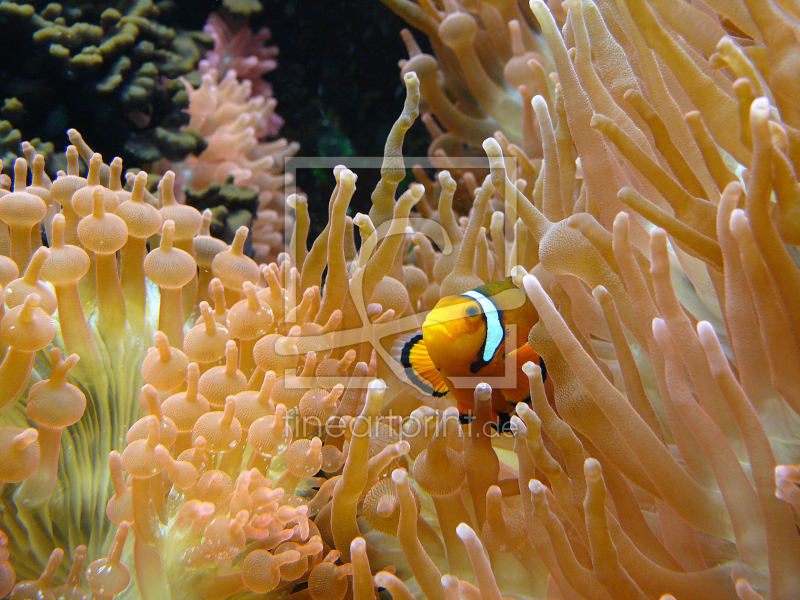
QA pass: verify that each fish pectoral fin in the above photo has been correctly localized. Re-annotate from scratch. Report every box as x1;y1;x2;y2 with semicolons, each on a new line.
396;334;449;397
502;343;541;405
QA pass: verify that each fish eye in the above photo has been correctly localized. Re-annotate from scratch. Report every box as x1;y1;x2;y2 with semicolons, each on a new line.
466;305;479;317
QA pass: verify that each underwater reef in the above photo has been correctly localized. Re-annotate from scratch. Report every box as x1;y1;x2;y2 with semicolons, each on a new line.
0;0;799;599
0;0;215;167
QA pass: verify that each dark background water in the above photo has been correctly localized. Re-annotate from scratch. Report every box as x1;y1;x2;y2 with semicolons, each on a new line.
257;0;433;236
1;0;433;240
177;0;434;238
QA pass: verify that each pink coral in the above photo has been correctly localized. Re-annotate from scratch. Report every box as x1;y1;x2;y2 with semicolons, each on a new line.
180;69;294;193
152;12;301;264
169;67;298;263
199;13;281;133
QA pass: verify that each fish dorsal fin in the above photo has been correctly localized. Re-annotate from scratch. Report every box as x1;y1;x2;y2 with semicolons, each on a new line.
479;280;526;312
398;334;449;397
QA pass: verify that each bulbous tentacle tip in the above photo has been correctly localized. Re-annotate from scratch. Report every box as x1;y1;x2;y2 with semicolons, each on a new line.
522;274;555;311
528;479;546;496
474;382;492;402
750;96;771;119
403;70;420;87
456;522;477;542
350;536;367;553
583;457;602;480
391;468;409;486
509;414;526;436
368;379;387;396
482;137;502;156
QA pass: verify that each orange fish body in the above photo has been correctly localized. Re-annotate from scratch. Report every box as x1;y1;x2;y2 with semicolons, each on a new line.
400;278;553;419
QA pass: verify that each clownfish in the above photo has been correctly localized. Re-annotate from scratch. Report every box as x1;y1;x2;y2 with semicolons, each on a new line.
396;277;553;424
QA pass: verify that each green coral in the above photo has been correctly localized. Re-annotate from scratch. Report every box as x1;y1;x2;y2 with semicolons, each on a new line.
0;0;213;169
0;119;53;171
184;180;259;245
222;0;263;17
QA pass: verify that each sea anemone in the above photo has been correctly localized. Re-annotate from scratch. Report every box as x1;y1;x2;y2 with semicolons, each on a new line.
1;0;800;598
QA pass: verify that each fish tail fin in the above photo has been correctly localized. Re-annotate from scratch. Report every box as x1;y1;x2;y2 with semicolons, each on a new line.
391;334;450;397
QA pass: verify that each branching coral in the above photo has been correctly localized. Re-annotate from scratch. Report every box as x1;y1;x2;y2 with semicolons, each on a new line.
199;13;281;127
2;0;800;598
166;46;299;263
0;0;211;165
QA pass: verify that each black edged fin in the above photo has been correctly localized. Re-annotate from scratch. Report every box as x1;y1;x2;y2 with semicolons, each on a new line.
486;412;514;434
458;413;475;425
396;334;449;397
497;411;514;433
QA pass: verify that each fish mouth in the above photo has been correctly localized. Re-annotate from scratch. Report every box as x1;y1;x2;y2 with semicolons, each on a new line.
422;321;456;341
